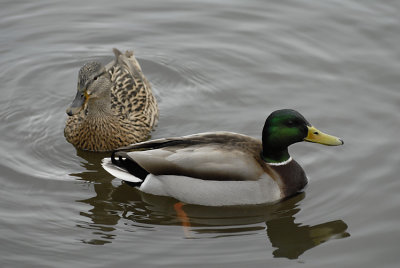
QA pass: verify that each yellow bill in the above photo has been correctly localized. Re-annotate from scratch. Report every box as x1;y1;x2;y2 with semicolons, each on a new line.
305;126;344;146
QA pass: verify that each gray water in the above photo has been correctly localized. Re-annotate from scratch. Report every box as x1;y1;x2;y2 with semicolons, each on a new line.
1;0;399;267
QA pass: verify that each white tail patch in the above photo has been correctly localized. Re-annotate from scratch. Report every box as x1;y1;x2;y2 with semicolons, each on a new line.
101;158;143;183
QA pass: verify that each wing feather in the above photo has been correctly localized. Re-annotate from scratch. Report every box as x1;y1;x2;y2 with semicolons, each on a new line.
114;132;264;181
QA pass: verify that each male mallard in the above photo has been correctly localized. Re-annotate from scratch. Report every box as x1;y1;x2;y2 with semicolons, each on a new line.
102;109;343;206
64;48;158;151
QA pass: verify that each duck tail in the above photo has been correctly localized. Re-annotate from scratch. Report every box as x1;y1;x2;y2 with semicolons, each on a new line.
112;48;143;73
109;151;149;186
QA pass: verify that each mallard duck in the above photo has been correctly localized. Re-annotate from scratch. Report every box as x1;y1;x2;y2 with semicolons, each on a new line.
64;48;158;152
102;109;343;206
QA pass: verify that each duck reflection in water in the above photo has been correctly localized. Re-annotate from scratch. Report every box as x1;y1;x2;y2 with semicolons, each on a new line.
70;149;122;245
141;192;349;260
70;150;349;259
262;194;350;259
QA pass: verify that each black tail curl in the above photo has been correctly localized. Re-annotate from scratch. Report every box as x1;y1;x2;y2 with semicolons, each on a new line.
111;150;149;187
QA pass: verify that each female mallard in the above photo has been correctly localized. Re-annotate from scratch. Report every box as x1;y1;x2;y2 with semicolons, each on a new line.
102;109;343;206
64;48;158;151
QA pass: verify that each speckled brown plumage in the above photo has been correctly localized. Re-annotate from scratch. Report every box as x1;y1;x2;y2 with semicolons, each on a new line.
64;49;158;152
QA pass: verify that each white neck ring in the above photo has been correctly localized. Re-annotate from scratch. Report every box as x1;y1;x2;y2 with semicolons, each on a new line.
266;157;293;166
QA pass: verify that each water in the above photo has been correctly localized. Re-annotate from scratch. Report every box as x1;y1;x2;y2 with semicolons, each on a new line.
1;0;399;267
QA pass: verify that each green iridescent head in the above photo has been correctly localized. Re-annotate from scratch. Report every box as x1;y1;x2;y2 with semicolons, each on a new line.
262;109;343;163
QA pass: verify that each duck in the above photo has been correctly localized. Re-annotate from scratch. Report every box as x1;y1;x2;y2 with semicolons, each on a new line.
64;48;158;152
102;109;343;206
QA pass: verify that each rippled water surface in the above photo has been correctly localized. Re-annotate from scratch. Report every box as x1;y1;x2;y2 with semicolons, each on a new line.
1;0;400;267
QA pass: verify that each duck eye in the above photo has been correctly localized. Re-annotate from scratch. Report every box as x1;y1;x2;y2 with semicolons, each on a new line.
287;120;294;126
93;76;98;81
